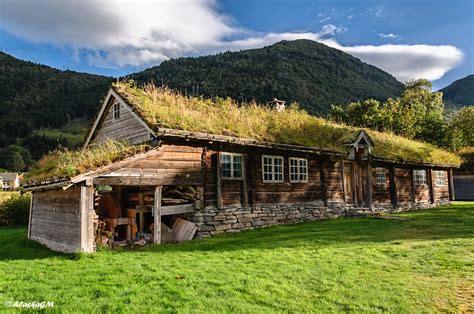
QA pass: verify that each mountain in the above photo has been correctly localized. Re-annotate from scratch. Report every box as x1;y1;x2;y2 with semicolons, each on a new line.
0;52;112;163
131;39;404;114
440;74;474;108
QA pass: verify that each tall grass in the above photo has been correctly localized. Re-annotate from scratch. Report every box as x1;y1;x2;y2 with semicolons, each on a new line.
114;81;461;165
26;141;150;182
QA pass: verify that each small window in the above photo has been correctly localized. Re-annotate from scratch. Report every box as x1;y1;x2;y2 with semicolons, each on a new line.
113;103;120;120
375;167;386;185
289;158;308;183
262;155;284;183
414;170;427;185
220;153;243;179
435;171;445;186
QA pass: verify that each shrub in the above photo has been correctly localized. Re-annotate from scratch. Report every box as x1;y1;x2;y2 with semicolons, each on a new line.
0;193;31;226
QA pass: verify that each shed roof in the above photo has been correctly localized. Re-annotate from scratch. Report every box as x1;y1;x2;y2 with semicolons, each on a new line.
0;173;18;181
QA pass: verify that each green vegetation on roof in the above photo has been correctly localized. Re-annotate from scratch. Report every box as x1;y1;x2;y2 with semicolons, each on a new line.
26;140;150;182
114;81;462;166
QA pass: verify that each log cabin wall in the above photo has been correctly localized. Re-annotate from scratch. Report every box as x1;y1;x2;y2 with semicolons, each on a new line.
432;170;450;203
371;166;391;208
92;98;150;145
325;160;345;206
395;168;413;205
202;148;323;208
29;186;83;253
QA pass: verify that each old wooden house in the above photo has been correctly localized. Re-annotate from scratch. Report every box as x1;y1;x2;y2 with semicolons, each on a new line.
24;83;460;253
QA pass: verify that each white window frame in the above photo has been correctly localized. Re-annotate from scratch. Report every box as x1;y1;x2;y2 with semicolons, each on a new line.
262;155;284;183
413;169;427;185
220;153;243;180
435;171;445;186
375;167;386;185
113;103;121;120
289;157;308;183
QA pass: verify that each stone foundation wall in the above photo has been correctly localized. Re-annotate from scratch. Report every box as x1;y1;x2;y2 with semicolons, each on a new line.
191;200;450;239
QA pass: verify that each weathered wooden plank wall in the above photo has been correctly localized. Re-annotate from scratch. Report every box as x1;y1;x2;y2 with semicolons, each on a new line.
433;170;450;201
372;167;391;206
93;98;150;145
325;160;344;204
395;168;413;203
29;186;82;253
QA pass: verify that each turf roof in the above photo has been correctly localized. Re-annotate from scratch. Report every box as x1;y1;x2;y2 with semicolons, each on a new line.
112;81;461;166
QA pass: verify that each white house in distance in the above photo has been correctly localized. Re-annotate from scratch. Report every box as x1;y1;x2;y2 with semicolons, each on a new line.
0;173;21;190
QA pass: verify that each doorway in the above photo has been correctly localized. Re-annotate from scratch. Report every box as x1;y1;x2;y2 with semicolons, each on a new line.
344;161;368;207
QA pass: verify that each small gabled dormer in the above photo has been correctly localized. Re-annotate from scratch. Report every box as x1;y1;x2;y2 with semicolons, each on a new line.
345;130;374;161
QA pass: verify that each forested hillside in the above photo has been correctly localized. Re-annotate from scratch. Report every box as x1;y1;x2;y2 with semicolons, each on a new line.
0;52;112;169
131;40;404;114
441;74;474;107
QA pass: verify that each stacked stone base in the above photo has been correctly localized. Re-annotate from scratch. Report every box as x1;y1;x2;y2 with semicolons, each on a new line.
191;199;451;239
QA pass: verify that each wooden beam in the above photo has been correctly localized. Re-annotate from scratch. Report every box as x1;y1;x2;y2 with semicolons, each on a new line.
216;152;223;208
389;166;398;209
410;169;416;203
366;162;373;210
153;186;162;244
80;185;95;252
448;168;455;201
341;160;347;206
161;203;194;216
427;168;435;204
241;155;248;207
93;175;202;186
320;159;327;206
27;192;34;239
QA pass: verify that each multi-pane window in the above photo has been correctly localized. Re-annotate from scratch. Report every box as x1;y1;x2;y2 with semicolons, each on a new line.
375;167;386;185
289;158;308;183
414;170;427;185
113;103;120;120
435;171;445;186
262;155;284;183
220;153;243;179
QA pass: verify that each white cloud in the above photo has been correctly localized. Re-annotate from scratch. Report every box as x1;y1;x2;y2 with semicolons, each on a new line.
319;16;331;23
379;33;399;39
0;0;464;81
319;24;347;36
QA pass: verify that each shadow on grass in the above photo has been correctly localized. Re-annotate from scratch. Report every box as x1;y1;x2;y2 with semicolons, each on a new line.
1;202;473;260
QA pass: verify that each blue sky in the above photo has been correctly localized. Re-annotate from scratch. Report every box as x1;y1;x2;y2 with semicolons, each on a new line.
0;0;472;90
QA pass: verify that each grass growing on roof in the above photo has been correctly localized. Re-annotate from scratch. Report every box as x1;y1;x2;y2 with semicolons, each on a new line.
26;140;150;182
113;81;461;165
0;202;473;312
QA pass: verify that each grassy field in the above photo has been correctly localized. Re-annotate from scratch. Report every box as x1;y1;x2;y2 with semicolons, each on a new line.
0;202;473;312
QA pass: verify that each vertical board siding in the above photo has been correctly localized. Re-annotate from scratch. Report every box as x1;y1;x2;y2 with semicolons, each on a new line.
92;99;150;145
29;186;82;253
326;161;344;204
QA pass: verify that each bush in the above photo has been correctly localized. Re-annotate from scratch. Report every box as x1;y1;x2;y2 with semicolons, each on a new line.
0;193;31;226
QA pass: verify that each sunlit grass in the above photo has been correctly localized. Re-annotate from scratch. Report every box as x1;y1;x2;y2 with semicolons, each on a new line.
0;202;472;312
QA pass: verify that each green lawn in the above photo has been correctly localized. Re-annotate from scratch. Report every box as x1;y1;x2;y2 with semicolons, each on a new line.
0;202;473;312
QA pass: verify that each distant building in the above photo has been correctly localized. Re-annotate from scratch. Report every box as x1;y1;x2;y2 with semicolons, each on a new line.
0;173;20;190
266;98;286;112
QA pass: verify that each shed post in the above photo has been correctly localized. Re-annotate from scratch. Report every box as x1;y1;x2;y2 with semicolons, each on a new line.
389;166;398;209
448;168;455;201
27;192;33;239
80;183;95;252
216;152;223;208
154;186;162;244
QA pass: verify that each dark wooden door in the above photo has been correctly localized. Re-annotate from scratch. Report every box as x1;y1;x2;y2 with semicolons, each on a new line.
344;161;368;207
